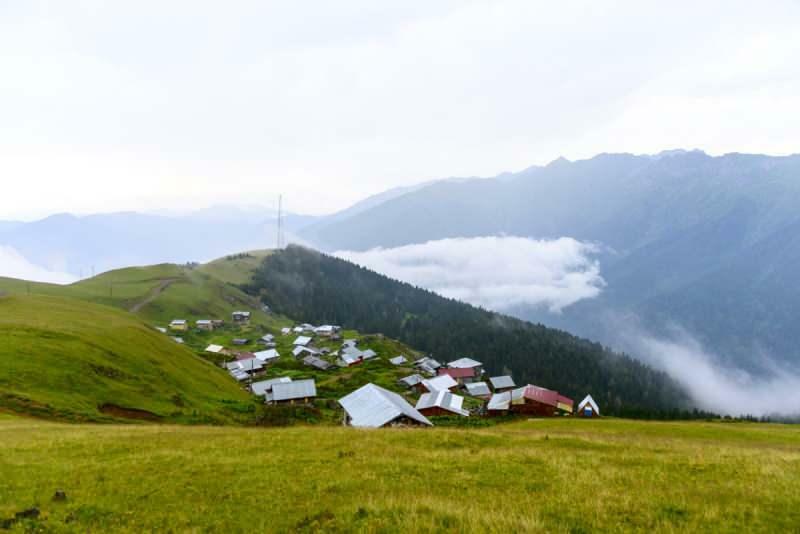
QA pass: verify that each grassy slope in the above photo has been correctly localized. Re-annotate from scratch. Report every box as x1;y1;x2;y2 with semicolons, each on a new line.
0;295;253;423
1;416;798;532
196;249;273;286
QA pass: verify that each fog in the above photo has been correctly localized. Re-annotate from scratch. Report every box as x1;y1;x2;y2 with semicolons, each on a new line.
336;236;604;313
0;246;76;285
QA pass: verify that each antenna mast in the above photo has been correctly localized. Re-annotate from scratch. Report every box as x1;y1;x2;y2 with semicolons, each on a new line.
276;194;283;249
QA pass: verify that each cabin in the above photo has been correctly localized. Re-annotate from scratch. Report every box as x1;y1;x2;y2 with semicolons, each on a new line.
421;374;458;393
487;384;573;417
169;319;188;331
314;325;338;337
303;355;333;371
389;355;408;366
293;345;320;359
416;390;469;417
338;383;432;428
447;357;484;376
489;375;516;392
464;381;492;398
259;334;275;344
254;349;280;364
226;358;264;380
267;379;317;405
293;335;312;347
414;357;443;376
399;374;424;390
250;377;292;397
196;319;214;331
232;311;251;323
437;366;476;385
577;394;601;417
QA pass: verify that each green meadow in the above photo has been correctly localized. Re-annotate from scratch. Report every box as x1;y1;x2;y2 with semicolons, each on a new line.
1;416;798;532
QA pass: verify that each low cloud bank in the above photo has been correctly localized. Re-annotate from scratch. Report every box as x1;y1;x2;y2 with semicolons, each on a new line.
621;324;800;417
0;246;76;284
335;236;605;313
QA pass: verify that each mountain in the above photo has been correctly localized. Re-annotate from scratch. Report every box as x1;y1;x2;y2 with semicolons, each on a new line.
0;294;252;423
298;151;800;372
243;245;692;416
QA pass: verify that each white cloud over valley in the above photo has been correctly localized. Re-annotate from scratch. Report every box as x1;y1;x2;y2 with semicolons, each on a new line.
0;246;76;285
336;236;605;313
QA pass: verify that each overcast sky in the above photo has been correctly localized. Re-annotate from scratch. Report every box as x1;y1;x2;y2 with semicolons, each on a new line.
2;1;799;220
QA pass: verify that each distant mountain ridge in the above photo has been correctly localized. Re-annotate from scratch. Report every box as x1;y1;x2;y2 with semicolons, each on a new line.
298;150;800;372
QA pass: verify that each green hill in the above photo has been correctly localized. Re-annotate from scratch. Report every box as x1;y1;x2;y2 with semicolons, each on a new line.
196;250;273;286
0;294;253;423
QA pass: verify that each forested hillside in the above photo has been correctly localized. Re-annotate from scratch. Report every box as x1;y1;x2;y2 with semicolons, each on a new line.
246;246;692;416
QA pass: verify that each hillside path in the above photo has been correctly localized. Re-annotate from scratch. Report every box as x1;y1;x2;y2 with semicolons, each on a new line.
128;278;179;313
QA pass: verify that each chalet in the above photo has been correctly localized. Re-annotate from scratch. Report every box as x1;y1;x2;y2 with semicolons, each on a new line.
232;338;249;346
293;335;313;347
464;381;492;398
169;319;188;331
489;375;516;392
399;374;424;390
438;367;477;385
339;383;432;428
250;377;292;397
205;344;225;354
267;379;317;405
487;384;573;417
416;390;469;417
303;355;333;371
447;357;484;376
389;355;408;366
196;319;214;331
254;349;280;364
421;374;458;393
232;311;251;323
577;394;600;417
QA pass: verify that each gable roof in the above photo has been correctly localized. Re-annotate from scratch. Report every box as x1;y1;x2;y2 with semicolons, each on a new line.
250;377;292;396
465;381;491;397
438;367;476;379
399;374;423;387
302;355;332;370
416;390;469;417
254;349;280;362
489;375;516;390
226;358;264;373
389;356;408;365
578;394;599;414
271;379;316;401
422;374;458;392
338;383;432;428
293;335;312;346
447;357;482;369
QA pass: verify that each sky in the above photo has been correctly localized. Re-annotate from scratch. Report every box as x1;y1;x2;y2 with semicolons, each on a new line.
2;0;800;220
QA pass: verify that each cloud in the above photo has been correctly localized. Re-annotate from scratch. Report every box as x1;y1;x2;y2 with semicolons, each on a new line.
335;236;604;313
621;323;800;417
0;246;76;284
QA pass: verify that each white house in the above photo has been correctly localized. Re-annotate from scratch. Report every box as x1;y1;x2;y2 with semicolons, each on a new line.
338;383;432;428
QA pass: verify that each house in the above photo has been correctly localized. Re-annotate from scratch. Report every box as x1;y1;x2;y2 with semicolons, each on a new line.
314;325;337;336
250;377;292;397
399;374;424;390
205;344;225;354
487;384;574;416
196;319;214;331
259;334;275;344
169;319;188;331
232;311;251;323
489;375;516;392
414;357;443;376
361;349;377;360
234;351;256;361
464;381;492;398
577;394;600;417
226;358;264;378
292;326;304;334
267;379;317;404
447;357;484;376
293;335;312;347
416;390;469;417
300;323;315;333
280;327;291;335
342;339;358;348
421;374;458;393
293;345;320;359
437;367;477;385
389;355;408;366
303;355;333;371
338;383;432;428
232;338;249;346
254;349;280;364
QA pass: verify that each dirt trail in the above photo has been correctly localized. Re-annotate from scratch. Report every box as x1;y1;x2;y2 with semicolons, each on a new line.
128;278;178;313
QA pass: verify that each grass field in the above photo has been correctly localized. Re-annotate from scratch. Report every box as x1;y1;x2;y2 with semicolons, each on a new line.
1;416;798;532
0;295;254;423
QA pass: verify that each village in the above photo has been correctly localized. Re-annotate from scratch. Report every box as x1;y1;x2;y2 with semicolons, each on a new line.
162;309;601;428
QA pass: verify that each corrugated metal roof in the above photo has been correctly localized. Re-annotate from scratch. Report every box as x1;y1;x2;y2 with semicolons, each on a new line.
399;374;423;387
226;359;264;373
250;377;292;396
447;357;482;369
389;356;408;365
578;394;600;415
271;379;317;401
302;355;332;370
338;383;432;428
254;349;280;362
489;376;516;389
487;391;511;411
293;335;312;346
465;381;491;397
416;390;469;417
422;374;458;392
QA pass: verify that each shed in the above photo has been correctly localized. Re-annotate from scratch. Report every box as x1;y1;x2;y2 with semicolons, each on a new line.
577;394;600;417
338;383;432;428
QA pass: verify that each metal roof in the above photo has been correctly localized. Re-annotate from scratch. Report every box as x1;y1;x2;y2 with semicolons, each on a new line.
389;356;408;365
578;394;600;415
361;349;377;360
250;377;292;396
226;358;264;373
302;355;332;370
205;344;224;353
487;391;511;411
293;335;312;346
439;367;476;379
416;390;469;417
254;349;280;362
338;383;432;428
271;379;317;401
399;374;423;387
447;357;482;369
465;381;491;397
260;334;274;342
489;376;516;390
422;374;458;392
